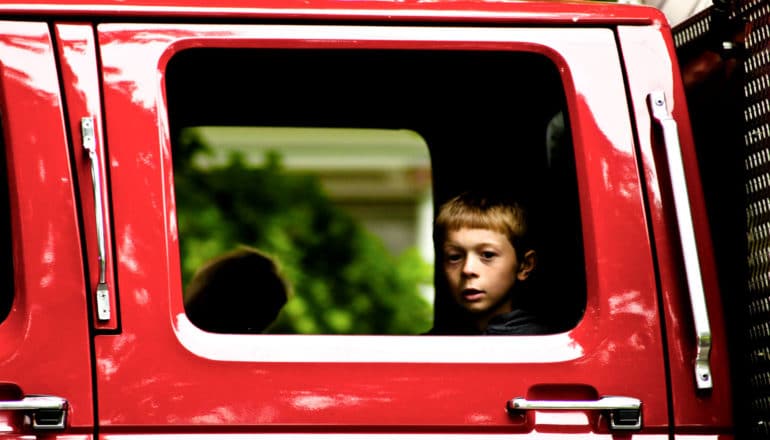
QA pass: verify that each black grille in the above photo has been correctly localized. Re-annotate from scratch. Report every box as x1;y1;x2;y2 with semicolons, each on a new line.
742;1;770;437
674;1;770;437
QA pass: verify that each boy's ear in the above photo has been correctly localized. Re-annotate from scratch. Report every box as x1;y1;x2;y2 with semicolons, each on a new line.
517;250;537;281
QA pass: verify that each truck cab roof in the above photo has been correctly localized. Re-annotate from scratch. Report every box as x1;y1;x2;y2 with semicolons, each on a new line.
0;0;665;25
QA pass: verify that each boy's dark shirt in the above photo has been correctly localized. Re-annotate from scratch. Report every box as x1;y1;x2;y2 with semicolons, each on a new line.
426;308;554;335
483;308;553;335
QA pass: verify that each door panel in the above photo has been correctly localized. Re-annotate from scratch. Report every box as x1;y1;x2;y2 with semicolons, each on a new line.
0;21;93;438
97;23;667;436
617;24;732;432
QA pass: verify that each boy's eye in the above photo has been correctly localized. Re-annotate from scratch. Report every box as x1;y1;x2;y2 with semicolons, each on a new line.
444;252;463;263
481;251;497;260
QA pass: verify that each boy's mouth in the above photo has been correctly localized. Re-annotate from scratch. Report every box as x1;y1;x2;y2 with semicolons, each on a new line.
461;289;485;301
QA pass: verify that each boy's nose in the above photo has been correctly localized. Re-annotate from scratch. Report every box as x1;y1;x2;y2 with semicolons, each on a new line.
462;257;478;275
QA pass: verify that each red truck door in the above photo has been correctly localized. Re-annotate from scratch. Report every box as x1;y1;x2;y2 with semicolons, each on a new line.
93;12;674;439
0;21;95;438
616;21;734;436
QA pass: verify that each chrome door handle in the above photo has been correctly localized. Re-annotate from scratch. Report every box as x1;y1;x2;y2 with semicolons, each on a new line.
82;116;111;321
648;91;713;391
507;396;641;430
0;395;68;429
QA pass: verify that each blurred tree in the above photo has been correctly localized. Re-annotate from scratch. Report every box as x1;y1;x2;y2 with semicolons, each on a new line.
174;132;433;334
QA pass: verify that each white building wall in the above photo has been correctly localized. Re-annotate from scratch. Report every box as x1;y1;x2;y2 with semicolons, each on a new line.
623;0;713;26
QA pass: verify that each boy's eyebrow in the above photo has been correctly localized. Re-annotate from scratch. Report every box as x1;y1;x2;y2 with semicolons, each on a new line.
477;243;506;249
444;241;506;249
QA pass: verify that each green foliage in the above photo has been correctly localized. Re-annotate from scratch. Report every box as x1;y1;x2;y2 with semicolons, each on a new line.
174;134;433;334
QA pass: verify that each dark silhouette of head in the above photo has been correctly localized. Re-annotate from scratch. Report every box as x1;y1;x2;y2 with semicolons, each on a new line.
185;247;289;333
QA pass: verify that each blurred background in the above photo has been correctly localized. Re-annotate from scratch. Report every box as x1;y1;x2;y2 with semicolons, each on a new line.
175;127;435;335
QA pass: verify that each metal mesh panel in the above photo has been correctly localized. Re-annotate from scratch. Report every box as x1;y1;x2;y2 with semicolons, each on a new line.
742;0;770;436
674;8;713;49
674;1;770;437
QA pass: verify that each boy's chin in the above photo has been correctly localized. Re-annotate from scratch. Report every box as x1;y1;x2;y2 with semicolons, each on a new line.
459;301;492;314
460;300;513;318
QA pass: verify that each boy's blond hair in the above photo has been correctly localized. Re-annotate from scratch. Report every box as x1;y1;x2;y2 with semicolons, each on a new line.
434;191;531;258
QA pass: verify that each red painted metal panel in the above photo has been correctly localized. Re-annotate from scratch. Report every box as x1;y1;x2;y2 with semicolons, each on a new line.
617;24;733;434
0;21;94;435
96;19;670;436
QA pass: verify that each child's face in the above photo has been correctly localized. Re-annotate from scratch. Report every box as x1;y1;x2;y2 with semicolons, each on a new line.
442;227;531;320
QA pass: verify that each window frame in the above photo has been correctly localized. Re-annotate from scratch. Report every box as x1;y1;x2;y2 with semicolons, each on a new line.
109;24;657;361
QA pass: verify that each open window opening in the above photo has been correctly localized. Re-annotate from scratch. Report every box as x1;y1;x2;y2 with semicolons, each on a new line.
165;47;585;335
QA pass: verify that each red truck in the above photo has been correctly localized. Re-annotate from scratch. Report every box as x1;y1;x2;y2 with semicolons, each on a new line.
0;0;761;438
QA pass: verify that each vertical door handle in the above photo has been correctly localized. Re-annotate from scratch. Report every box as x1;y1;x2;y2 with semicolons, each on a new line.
648;91;713;391
81;116;111;321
